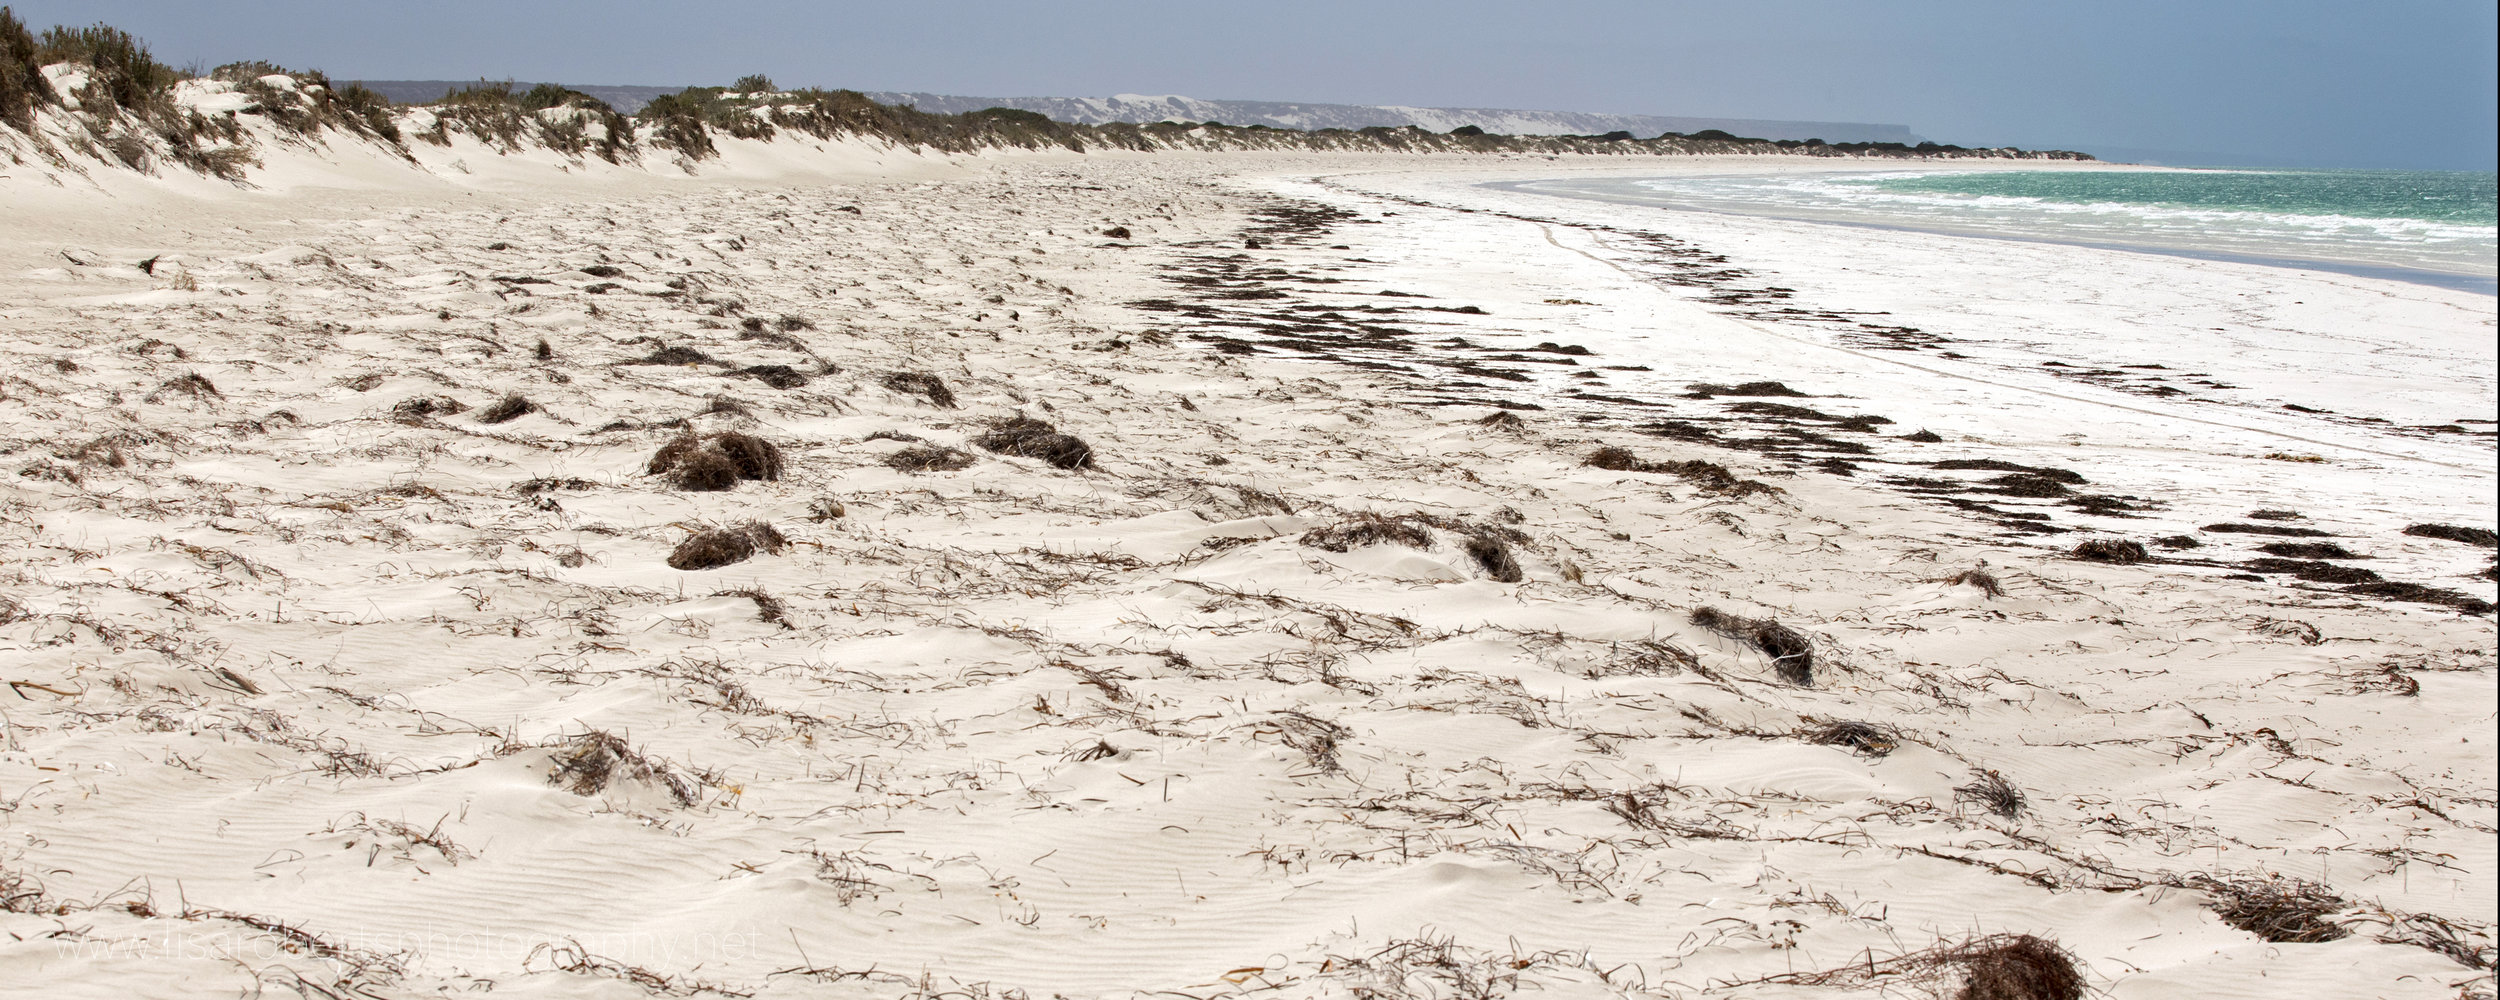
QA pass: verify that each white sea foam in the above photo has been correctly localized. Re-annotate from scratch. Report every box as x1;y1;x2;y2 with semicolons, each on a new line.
1565;171;2500;282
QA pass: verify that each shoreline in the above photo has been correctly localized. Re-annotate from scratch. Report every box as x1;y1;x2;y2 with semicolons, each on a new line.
1;148;2492;997
1481;176;2500;296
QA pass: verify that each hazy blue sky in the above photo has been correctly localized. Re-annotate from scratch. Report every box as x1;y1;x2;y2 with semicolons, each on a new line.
13;1;2496;169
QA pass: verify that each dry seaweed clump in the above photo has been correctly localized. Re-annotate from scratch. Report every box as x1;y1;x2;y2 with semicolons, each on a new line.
648;431;784;490
2405;523;2499;548
2071;538;2148;564
1464;533;1524;583
885;445;975;473
666;521;787;570
1955;768;2026;818
547;731;699;807
389;396;467;423
881;371;957;408
1584;446;1780;498
1302;513;1435;552
972;415;1095;469
1945;567;2006;597
1949;935;2086;1000
1585;445;1652;471
475;393;540;424
1803;720;1902;757
1689;607;1813;684
2189;875;2350;943
1770;933;2083;1000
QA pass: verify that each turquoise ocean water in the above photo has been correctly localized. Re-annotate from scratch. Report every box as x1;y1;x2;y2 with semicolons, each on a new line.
1507;168;2499;293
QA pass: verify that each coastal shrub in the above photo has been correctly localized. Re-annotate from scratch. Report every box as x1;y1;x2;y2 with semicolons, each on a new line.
37;21;176;113
1476;410;1525;430
1688;607;1813;685
0;7;52;132
427;80;533;149
731;74;775;94
971;415;1095;469
636;90;718;158
666;520;786;570
881;371;957;408
1903;428;1944;442
2070;538;2147;564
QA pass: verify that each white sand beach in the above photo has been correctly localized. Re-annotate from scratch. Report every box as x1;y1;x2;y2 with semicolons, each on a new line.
2;121;2494;1000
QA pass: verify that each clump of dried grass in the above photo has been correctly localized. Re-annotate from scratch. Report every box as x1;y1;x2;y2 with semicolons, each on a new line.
882;371;956;407
2188;874;2350;943
547;731;699;806
475;393;539;424
1689;606;1813;684
1945;567;2005;597
884;445;974;473
1955;768;2025;818
1301;513;1435;553
971;415;1094;469
2070;538;2147;564
1803;720;1902;757
716;587;791;628
1952;935;2087;1000
647;431;784;490
148;372;220;402
1763;933;2084;1000
1476;410;1525;430
1464;533;1524;582
666;521;787;570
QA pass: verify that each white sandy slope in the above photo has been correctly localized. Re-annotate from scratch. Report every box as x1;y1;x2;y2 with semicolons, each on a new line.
0;139;2492;1000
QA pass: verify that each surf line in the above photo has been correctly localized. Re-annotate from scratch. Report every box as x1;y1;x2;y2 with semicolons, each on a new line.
1536;225;2485;474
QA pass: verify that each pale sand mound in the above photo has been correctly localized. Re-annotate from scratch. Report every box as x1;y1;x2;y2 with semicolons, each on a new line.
0;153;2489;999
